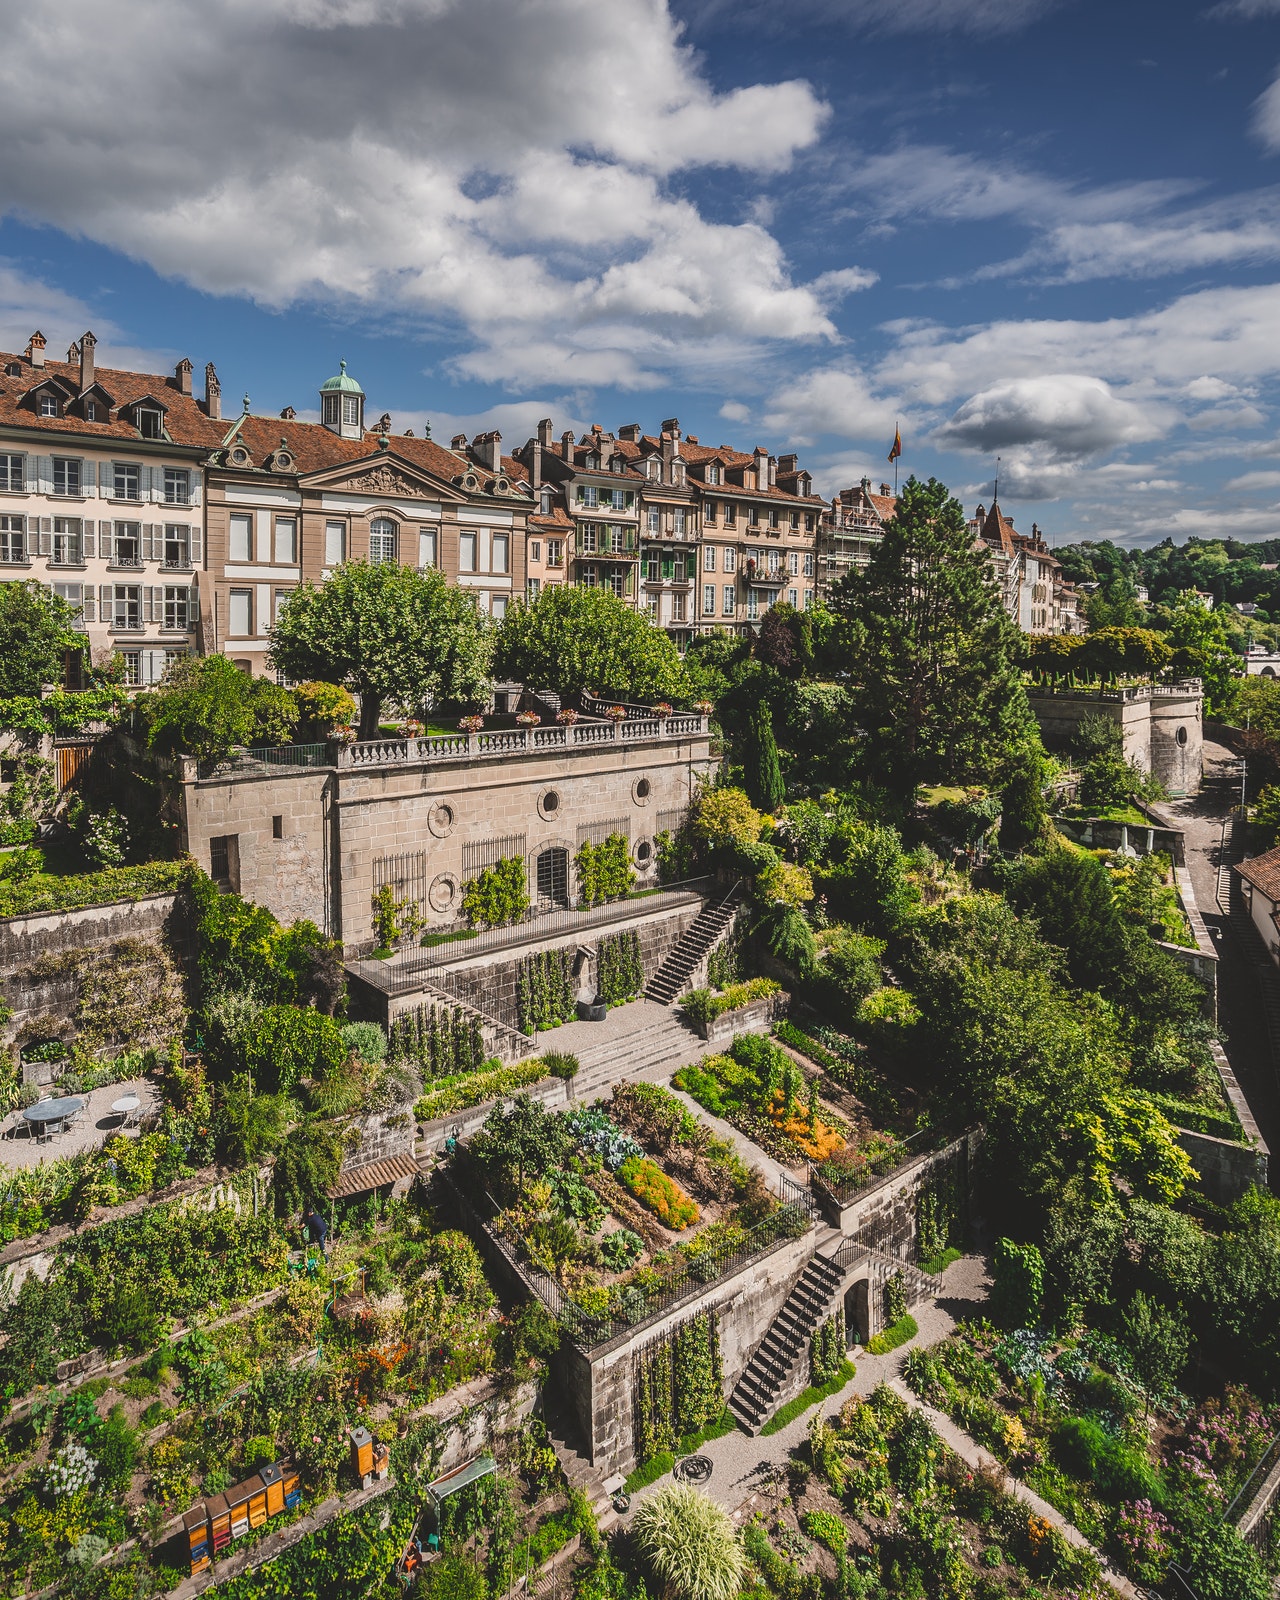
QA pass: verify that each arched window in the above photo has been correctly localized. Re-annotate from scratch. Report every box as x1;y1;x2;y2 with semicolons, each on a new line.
369;517;398;565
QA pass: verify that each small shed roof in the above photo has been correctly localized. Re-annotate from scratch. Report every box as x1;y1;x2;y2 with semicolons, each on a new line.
426;1456;496;1508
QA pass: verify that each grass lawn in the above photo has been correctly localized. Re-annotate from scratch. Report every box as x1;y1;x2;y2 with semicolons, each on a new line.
761;1361;857;1435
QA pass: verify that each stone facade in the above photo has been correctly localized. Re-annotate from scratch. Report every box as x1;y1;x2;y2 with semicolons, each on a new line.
1028;680;1203;797
177;716;715;954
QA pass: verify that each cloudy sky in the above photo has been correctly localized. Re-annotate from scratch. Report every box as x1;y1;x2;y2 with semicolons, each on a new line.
2;0;1280;545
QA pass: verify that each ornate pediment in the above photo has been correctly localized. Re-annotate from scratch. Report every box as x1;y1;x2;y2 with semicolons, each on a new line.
342;463;425;497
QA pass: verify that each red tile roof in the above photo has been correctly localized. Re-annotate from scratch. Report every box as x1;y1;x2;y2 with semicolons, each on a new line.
327;1153;420;1199
0;348;226;449
1237;848;1280;904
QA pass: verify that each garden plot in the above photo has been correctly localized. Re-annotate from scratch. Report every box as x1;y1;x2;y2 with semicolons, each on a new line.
462;1086;804;1334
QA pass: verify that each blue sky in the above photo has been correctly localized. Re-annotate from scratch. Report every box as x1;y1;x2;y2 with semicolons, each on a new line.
2;0;1280;545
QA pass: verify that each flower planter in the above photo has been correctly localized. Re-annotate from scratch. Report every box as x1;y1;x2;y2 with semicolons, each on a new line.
696;991;788;1045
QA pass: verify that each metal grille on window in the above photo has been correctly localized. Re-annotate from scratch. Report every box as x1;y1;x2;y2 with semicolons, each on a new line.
656;808;687;837
461;833;527;876
373;850;429;912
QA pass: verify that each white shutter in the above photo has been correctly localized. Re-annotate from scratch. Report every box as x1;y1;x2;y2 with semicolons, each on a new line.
82;460;95;495
38;518;52;556
99;520;112;560
188;523;202;567
139;465;151;500
37;456;53;493
143;587;155;625
99;584;112;625
140;523;153;562
81;588;95;622
82;521;94;558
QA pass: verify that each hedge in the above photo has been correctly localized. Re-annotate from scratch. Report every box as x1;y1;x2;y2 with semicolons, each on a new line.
679;977;781;1028
0;860;184;919
414;1057;547;1121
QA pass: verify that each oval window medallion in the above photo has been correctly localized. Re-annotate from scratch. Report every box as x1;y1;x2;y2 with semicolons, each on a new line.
428;873;459;912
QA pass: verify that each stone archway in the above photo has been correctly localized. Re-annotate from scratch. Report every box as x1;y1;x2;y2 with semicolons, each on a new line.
845;1279;870;1346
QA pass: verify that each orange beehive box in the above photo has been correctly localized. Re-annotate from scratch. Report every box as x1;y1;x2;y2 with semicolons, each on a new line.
350;1426;374;1479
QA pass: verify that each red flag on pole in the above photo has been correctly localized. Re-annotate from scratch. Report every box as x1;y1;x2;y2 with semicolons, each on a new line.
888;425;902;462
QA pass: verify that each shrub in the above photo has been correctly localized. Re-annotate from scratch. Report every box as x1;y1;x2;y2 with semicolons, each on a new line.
1053;1415;1162;1502
242;1005;347;1095
756;860;813;907
462;856;529;928
415;1058;545;1121
679;977;781;1026
341;1020;387;1063
617;1157;700;1229
543;1051;580;1080
690;787;762;851
632;1483;745;1600
599;1228;644;1271
991;1237;1044;1329
867;1314;918;1355
0;860;184;919
577;832;634;906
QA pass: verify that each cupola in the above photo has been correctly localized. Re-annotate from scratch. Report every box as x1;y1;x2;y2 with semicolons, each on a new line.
319;359;365;439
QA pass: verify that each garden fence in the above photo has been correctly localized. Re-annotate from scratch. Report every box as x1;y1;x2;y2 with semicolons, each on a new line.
1225;1427;1280;1555
808;1125;956;1210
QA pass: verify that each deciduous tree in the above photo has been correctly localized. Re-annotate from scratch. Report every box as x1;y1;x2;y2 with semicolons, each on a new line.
494;584;688;703
0;581;85;697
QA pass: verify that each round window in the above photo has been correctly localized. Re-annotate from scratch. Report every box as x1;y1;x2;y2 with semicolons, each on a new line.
428;873;458;912
543;790;559;814
1176;726;1188;747
635;839;653;865
428;801;455;838
632;774;653;806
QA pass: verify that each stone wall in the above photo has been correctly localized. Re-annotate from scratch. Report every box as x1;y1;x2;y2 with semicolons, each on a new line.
1028;684;1203;797
818;1133;978;1258
0;893;189;1046
701;991;787;1046
1176;1126;1268;1204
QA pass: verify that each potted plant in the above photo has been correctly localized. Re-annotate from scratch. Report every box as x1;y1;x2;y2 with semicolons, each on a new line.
693;700;714;716
333;724;357;745
651;702;672;719
516;710;541;727
457;714;484;734
556;708;580;726
604;705;627;723
398;717;423;738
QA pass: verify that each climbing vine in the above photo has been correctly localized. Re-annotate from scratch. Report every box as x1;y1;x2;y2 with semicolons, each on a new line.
576;832;634;907
388;1002;486;1079
461;857;529;928
597;930;644;1006
810;1309;847;1386
633;1309;723;1464
516;946;576;1035
916;1159;965;1266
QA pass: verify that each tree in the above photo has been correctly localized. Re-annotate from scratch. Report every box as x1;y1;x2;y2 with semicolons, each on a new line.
1004;848;1126;991
742;701;784;811
999;750;1048;852
144;654;298;765
632;1483;745;1600
494;584;688;704
1078;627;1171;682
689;787;762;851
833;476;1037;796
270;561;492;739
990;1238;1044;1328
1163;591;1239;716
0;581;85;696
1118;1290;1189;1411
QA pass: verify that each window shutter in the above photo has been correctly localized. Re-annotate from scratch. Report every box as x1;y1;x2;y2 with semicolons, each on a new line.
99;584;112;623
99;520;112;559
139;466;152;500
141;523;153;562
38;518;52;556
36;456;52;493
81;589;95;622
82;522;95;558
143;587;156;624
83;460;95;494
189;523;202;566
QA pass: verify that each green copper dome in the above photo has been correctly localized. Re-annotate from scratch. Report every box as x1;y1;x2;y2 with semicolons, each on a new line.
319;359;364;395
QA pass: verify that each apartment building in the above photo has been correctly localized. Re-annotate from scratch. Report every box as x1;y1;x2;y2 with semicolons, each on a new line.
817;477;897;596
0;332;222;684
970;501;1083;637
200;369;531;669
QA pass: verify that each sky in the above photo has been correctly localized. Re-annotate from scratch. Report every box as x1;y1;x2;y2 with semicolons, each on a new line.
2;0;1280;547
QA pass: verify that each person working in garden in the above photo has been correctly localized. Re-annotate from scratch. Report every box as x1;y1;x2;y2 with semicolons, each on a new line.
303;1203;329;1258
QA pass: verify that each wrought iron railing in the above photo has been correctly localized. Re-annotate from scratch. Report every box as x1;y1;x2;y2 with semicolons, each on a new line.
199;742;330;779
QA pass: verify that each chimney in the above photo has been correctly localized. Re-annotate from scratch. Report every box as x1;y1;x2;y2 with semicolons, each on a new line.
537;417;554;447
174;357;193;395
754;446;769;490
528;439;542;491
778;453;798;476
67;341;80;366
661;417;681;437
77;331;95;394
204;362;221;421
26;331;45;369
472;431;502;473
879;482;891;497
562;429;575;461
618;423;641;443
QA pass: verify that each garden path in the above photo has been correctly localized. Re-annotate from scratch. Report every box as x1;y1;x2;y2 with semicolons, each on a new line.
884;1380;1141;1600
0;1076;160;1170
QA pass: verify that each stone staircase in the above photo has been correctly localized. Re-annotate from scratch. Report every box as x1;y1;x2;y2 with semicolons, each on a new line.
728;1248;846;1434
543;1410;620;1537
644;884;742;1005
569;1004;708;1101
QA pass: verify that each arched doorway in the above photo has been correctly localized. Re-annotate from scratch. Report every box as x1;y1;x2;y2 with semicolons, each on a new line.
535;846;569;908
845;1279;870;1346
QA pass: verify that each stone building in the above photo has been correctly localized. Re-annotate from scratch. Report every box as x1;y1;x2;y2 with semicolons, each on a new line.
177;709;715;953
970;501;1083;636
0;332;223;683
1028;678;1203;797
817;477;897;595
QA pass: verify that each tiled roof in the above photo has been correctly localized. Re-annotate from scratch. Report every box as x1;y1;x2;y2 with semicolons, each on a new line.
327;1152;420;1199
868;493;897;521
0;349;226;449
1237;848;1280;904
981;500;1018;558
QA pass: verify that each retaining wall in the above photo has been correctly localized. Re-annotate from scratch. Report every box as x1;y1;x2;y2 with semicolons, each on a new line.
1176;1125;1268;1204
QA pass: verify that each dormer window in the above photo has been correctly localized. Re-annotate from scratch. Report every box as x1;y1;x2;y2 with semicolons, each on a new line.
540;488;552;515
4;363;20;378
85;401;98;422
707;464;720;485
137;408;163;440
319;360;366;439
39;393;58;418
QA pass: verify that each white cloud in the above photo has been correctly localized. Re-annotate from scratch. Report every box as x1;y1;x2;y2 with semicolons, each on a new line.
1233;470;1280;490
1253;68;1280;150
0;0;833;391
1206;0;1280;17
684;0;1065;36
719;401;751;423
933;375;1167;460
762;367;902;448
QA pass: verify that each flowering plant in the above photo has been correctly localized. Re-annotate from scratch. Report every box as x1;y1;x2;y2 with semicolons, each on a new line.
651;702;672;718
398;718;422;738
555;708;579;725
458;715;484;734
604;705;627;723
333;724;357;745
515;711;541;727
48;1442;97;1499
692;700;714;716
1113;1500;1173;1584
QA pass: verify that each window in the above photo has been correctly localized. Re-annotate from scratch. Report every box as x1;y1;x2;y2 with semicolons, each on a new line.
418;528;437;568
0;515;25;562
673;555;686;582
539;487;553;515
646;507;660;534
530;540;541;563
272;815;283;840
369;517;397;565
52;458;81;496
492;533;509;574
769;509;779;530
707;464;721;486
112;522;141;565
38;392;58;418
580;524;597;554
85;401;97;422
113;463;141;501
703;584;715;615
274;589;291;622
119;649;142;686
163;586;190;631
746;590;760;621
579;564;598;587
803;552;814;577
137;408;163;439
164;468;190;505
527;577;541;600
52;518;81;564
459;531;477;572
229;513;252;562
673;507;686;535
805;513;815;532
605;567;625;598
768;550;781;575
324;520;345;566
0;454;24;492
273;517;297;563
804;589;814;610
342;394;360;427
580;486;598;508
610;488;627;511
162;647;187;675
671;592;686;621
606;525;625;555
546;539;563;567
790;511;799;530
723;584;735;615
705;500;717;523
703;545;715;572
228;588;252;636
749;506;760;527
725;502;736;526
111;585;142;630
322;394;340;427
724;548;736;572
789;551;799;575
492;595;508;620
163;524;189;568
52;582;83;624
644;551;659;581
789;588;798;608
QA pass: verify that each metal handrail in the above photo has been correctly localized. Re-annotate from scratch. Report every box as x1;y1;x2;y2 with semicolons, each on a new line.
1224;1428;1280;1524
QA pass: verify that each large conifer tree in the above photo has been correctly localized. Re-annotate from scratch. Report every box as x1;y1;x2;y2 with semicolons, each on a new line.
742;701;784;811
833;475;1037;796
